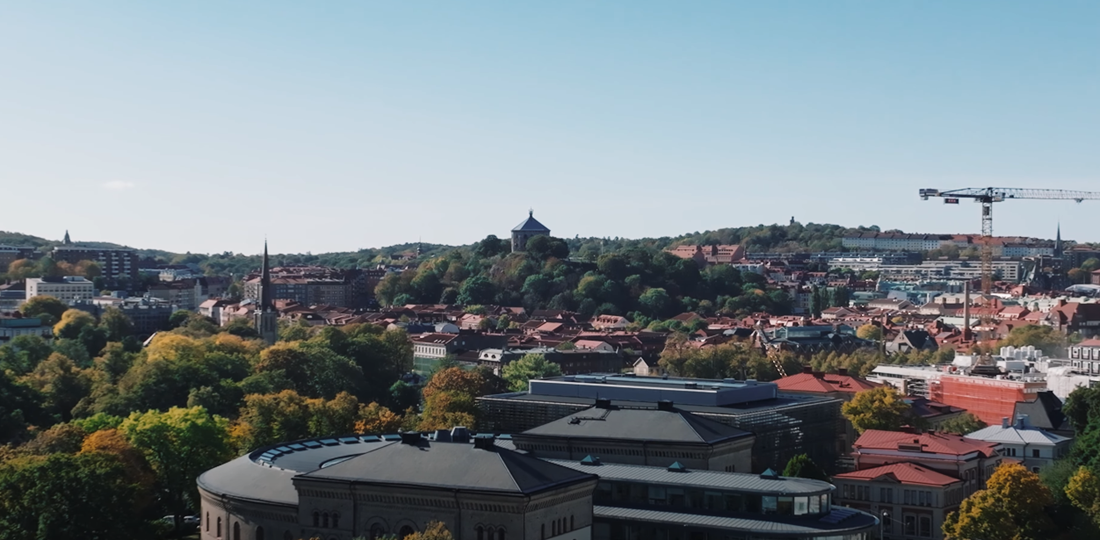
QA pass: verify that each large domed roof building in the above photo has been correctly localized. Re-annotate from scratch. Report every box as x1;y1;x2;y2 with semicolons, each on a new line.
511;211;551;253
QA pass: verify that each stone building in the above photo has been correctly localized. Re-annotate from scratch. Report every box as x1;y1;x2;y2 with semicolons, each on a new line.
511;211;550;253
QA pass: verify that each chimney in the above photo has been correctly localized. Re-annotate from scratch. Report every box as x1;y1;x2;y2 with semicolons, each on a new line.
400;432;422;445
963;281;971;341
594;398;612;409
802;366;814;374
657;400;675;411
837;368;849;377
473;435;496;450
1016;415;1029;429
1002;417;1009;428
450;426;470;443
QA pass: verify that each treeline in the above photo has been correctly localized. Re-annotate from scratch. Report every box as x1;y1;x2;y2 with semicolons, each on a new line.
374;235;799;319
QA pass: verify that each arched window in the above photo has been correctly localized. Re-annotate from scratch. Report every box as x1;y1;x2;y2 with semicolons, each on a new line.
541;524;546;540
206;512;210;532
370;524;387;540
477;526;484;540
570;516;574;531
256;527;265;540
217;517;222;538
313;512;320;527
332;514;340;528
487;527;495;540
498;529;506;540
399;525;415;538
233;522;241;540
552;521;557;536
323;513;330;528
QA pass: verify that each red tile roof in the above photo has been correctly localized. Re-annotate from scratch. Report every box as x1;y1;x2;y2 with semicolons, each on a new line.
834;462;962;487
774;370;882;394
854;430;998;457
1078;338;1100;348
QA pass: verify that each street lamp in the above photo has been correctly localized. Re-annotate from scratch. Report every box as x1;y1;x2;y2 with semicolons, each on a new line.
880;510;890;540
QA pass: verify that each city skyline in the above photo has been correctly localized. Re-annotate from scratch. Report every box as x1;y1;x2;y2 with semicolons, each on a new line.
2;2;1098;253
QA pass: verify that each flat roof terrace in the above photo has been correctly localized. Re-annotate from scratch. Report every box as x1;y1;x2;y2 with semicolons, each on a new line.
530;374;778;407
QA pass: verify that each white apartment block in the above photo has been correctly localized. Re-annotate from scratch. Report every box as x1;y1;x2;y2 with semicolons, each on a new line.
25;276;95;303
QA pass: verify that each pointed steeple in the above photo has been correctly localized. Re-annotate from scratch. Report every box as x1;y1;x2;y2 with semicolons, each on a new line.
260;240;272;311
1055;223;1063;258
63;230;71;245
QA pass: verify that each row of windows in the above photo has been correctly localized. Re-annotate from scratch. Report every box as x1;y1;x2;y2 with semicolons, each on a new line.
542;516;574;539
840;485;938;507
312;512;340;528
882;514;933;538
597;480;830;516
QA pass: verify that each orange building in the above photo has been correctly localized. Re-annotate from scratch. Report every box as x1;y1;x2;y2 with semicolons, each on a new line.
930;374;1046;426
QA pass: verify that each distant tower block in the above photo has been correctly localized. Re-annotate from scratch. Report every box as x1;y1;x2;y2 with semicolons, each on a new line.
511;210;550;252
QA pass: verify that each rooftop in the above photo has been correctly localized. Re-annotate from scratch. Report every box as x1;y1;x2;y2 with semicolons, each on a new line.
521;405;753;444
548;459;831;496
834;462;962;487
528;374;779;407
512;211;551;233
853;430;999;457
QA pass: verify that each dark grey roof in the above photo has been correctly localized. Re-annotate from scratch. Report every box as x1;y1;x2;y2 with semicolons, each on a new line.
548;459;832;495
522;406;752;444
512;212;551;233
481;391;838;417
197;455;300;506
594;505;877;537
302;439;595;494
1013;391;1067;431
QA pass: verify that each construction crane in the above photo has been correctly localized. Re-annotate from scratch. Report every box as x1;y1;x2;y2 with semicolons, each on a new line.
919;187;1100;358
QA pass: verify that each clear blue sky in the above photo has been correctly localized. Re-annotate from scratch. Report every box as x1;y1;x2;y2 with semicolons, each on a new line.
2;2;1098;254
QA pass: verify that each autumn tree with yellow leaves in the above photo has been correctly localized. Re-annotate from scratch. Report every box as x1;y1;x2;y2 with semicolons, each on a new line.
943;462;1054;540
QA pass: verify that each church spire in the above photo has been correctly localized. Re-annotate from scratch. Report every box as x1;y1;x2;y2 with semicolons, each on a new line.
260;240;272;311
1055;223;1064;258
63;230;71;245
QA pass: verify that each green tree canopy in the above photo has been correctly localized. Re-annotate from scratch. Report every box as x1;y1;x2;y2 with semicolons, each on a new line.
782;453;828;481
501;353;563;392
937;412;987;436
943;463;1054;540
841;387;914;434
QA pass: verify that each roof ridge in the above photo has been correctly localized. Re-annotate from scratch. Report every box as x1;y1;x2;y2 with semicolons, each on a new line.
674;410;706;442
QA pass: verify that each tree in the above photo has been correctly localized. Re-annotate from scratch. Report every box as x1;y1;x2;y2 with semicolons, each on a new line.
254;341;362;399
24;352;90;420
19;423;86;455
119;406;232;526
856;324;883;342
0;452;153;540
937;412;987;436
831;286;850;308
418;367;489;431
501;353;562;392
456;275;497;305
943;462;1054;540
841;387;913;434
404;521;455;540
355;402;404;434
999;325;1066;356
782;453;828;481
525;235;569;261
638;288;673;318
80;428;156;495
19;295;67;324
167;310;191;329
1066;466;1100;526
53;309;97;340
0;370;46;444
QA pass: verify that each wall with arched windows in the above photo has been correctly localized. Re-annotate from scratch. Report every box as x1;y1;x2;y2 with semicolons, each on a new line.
199;487;299;540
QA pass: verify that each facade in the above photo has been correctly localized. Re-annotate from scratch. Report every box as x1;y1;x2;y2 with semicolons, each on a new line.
198;432;877;540
833;462;964;540
514;401;755;473
0;245;37;269
850;430;1000;498
477;375;843;473
774;368;882;456
243;266;369;309
931;374;1047;426
117;297;174;336
0;314;52;344
512;211;551;253
25;276;95;303
875;260;1022;283
475;348;624;376
965;415;1072;473
51;246;138;280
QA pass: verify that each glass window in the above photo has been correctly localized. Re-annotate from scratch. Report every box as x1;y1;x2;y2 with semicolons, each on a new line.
705;491;725;511
668;488;686;506
744;494;761;513
919;516;931;537
597;482;613;501
904;515;916;536
794;497;809;515
614;483;631;501
725;493;744;512
687;490;704;508
777;496;794;515
648;486;667;505
809;494;821;514
762;496;777;514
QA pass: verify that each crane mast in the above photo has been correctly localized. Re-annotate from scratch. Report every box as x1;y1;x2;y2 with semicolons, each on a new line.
919;187;1100;361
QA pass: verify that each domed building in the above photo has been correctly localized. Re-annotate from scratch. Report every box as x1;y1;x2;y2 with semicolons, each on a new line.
199;421;878;540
